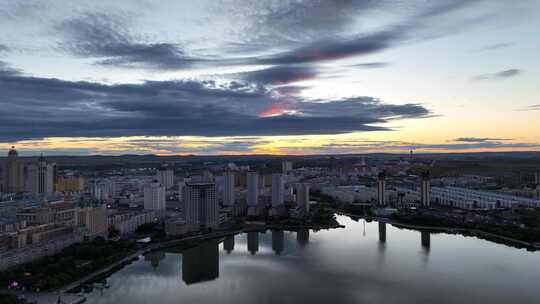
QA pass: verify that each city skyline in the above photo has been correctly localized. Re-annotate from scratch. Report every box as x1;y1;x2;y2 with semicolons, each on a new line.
1;1;540;156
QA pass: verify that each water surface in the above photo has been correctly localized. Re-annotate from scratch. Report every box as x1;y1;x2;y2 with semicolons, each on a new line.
84;216;540;304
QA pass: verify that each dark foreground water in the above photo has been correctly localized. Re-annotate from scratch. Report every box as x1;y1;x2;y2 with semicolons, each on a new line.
84;216;540;304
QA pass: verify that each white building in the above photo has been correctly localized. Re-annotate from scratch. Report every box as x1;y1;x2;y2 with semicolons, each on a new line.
184;182;218;230
322;185;379;204
271;173;284;207
144;181;166;212
108;210;157;235
431;186;540;209
156;167;174;189
222;171;235;206
90;179;114;201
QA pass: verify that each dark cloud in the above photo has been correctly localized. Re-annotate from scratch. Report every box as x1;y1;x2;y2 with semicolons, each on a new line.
472;69;521;81
474;42;513;52
0;60;20;76
220;0;386;47
222;0;483;50
0;72;430;142
349;62;390;69
257;29;403;65
0;44;8;52
219;0;496;67
52;1;506;74
239;65;317;85
57;13;201;69
453;137;512;143
297;97;430;120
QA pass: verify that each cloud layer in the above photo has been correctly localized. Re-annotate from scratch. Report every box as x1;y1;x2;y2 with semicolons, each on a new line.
57;13;201;70
472;69;521;81
0;63;429;142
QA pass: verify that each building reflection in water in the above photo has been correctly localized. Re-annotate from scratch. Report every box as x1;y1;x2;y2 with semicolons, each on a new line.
378;222;386;243
421;231;431;251
247;232;259;255
420;231;431;264
224;235;235;254
144;251;165;269
272;230;284;255
182;240;219;285
297;229;309;247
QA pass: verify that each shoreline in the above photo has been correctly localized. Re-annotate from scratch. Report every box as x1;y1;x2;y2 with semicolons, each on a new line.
338;211;539;250
13;213;537;301
61;221;342;294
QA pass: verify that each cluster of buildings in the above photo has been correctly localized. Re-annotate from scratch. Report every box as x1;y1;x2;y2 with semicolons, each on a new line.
0;148;313;270
318;169;540;210
0;149;160;270
2;146;538;272
0;147;57;199
166;163;311;235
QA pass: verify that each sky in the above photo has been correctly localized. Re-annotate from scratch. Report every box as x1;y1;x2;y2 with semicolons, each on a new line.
0;0;539;156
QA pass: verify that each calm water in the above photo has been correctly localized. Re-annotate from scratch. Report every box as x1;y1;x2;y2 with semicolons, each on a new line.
84;216;540;304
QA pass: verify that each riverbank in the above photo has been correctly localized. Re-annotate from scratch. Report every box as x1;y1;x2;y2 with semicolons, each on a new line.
338;211;539;250
61;221;343;293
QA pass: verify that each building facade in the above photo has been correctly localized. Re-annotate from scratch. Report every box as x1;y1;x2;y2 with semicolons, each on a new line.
246;171;259;215
156;167;174;189
1;147;25;193
144;181;166;212
222;171;235;206
184;182;218;230
271;173;284;207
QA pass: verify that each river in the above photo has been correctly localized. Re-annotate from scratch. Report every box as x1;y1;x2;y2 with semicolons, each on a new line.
82;216;540;304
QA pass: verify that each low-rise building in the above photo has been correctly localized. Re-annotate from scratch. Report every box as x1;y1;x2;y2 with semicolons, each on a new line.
108;210;157;235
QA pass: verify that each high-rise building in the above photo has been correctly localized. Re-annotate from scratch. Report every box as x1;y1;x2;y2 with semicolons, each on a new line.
144;181;166;211
271;173;284;207
90;179;113;201
1;147;25;193
246;172;259;215
295;183;310;213
178;181;185;201
156;166;174;189
78;205;108;238
222;171;235;206
25;155;55;198
282;161;293;173
183;182;218;230
420;171;431;207
377;172;386;206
